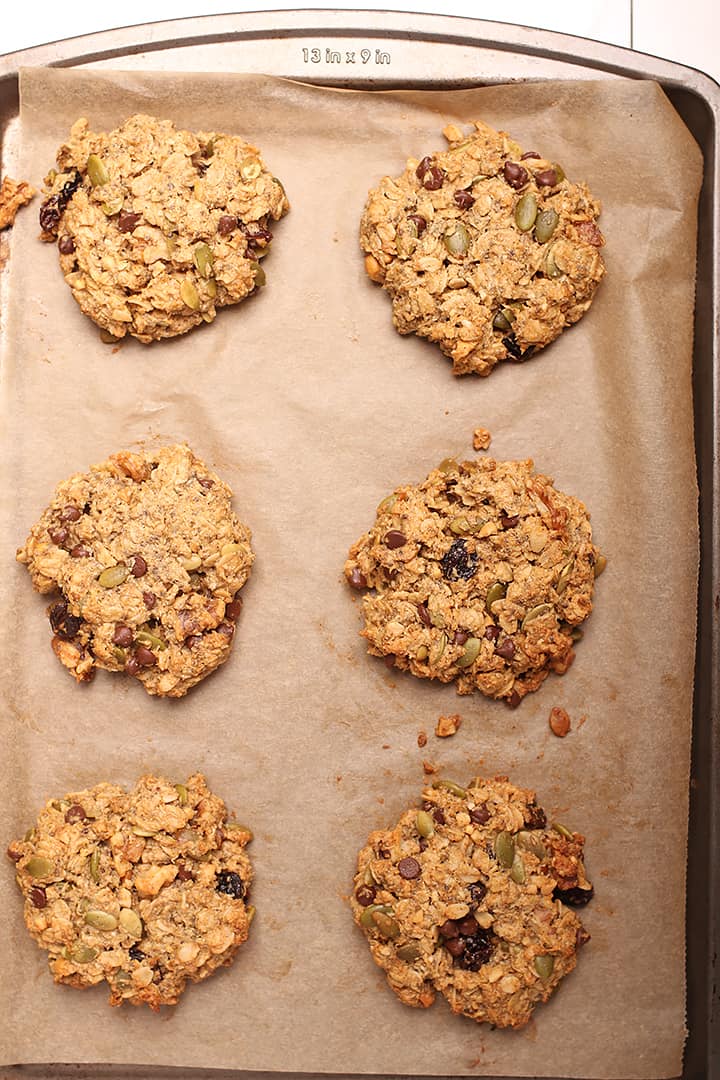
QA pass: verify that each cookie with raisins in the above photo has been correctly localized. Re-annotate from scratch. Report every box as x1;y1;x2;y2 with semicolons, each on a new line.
7;774;254;1009
351;775;593;1028
17;444;253;697
360;119;604;375
345;456;604;705
39;114;289;342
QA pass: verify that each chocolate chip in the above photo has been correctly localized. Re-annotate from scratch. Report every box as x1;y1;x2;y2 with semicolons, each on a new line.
469;805;490;825
348;567;367;590
125;655;142;676
500;514;519;529
215;870;245;899
48;527;69;546
384;530;407;549
521;151;541;160
444;937;465;957
408;213;427;236
397;856;421;880
355;884;377;906
495;638;516;661
484;625;500;641
112;625;134;648
456;915;479;936
60;505;81;522
432;807;446;825
58;236;75;255
142;591;157;610
554;884;594;907
502;162;528;189
438;919;459;939
129;946;145;961
453;189;475;210
226;599;243;620
524;803;547;829
117;210;142;233
64;804;86;823
468;881;487;907
440;538;478;582
135;646;157;667
30;887;48;909
129;555;147;578
417;603;432;627
70;544;91;559
453;630;469;645
7;847;22;862
418;837;429;852
218;214;238;236
176;865;194;882
507;689;522;708
535;168;558;187
197;477;214;490
415;156;445;190
217;621;235;639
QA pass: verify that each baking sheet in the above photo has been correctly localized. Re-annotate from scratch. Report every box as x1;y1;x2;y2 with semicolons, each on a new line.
0;68;703;1078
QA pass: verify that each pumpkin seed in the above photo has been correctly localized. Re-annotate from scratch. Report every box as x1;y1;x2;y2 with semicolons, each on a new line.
521;603;554;629
180;279;201;310
415;645;429;662
240;157;262;181
206;277;218;298
534;954;555;979
114;970;132;985
492;307;515;332
87;154;109;187
494;831;515;868
429;610;446;629
360;903;393;929
449;515;471;535
246;904;256;924
432;779;467;798
515;831;547;859
594;553;607;577
510;852;526;884
118;908;143;939
372;911;400;939
220;542;242;557
429;632;447;665
555;560;574;595
416;810;435;838
70;944;99;964
25;856;53;879
253;264;266;288
552;822;574;840
535;208;559;243
88;849;101;883
98;564;129;589
456;637;481;669
135;630;166;651
544;245;563;278
112;647;127;664
363;864;380;886
443;223;470;257
182;554;202;572
85;909;118;931
396;943;421;962
553;163;566;182
226;822;254;841
570;627;584;642
485;581;507;614
174;783;188;806
101;196;123;216
514;192;538;231
437;458;459;474
193;243;214;279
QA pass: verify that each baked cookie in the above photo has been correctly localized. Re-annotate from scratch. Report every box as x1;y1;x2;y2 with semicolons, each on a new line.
351;775;593;1029
345;456;604;705
7;773;254;1010
360;120;604;375
39;114;289;342
17;444;253;697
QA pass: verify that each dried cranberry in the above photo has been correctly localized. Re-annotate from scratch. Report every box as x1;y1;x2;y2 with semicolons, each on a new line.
495;638;516;661
348;567;367;590
384;530;407;549
554;884;594;907
408;213;427;236
58;236;75;255
355;884;377;906
217;622;235;639
129;946;145;962
64;804;86;823
215;870;245;899
468;881;487;907
502;333;535;362
440;538;478;582
453;189;475;210
397;857;421;880
524;803;547;829
417;603;432;627
459;928;494;970
117;210;142;233
30;887;47;909
469;805;490;825
502;162;528;189
432;807;446;825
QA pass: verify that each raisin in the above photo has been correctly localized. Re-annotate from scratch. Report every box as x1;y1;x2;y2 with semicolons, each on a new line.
117;211;142;233
39;171;81;235
215;870;246;899
239;221;273;247
524;803;547;829
48;600;82;640
554;884;594;907
440;538;478;582
502;333;536;362
468;881;487;907
129;946;145;962
459;928;494;970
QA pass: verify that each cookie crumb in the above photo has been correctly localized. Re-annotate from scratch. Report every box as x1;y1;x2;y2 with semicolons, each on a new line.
473;427;492;452
549;706;571;738
417;730;428;748
422;760;438;775
0;176;36;230
435;713;462;738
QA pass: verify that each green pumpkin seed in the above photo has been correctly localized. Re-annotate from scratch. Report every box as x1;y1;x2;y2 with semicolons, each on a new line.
485;581;507;614
552;822;574;840
253;264;266;288
515;831;547;860
363;864;380;886
456;637;481;669
594;553;607;577
118;908;143;939
98;564;129;589
25;856;53;879
396;943;421;962
535;208;559;243
114;970;132;985
437;458;459;474
88;849;101;883
416;810;435;838
193;243;214;279
372;911;400;939
180;279;201;311
112;647;127;664
492;307;515;332
23;828;36;842
70;944;99;964
135;630;166;651
429;610;446;629
534;954;555;979
246;904;256;924
240;157;262;181
206;277;218;298
544;245;563;279
101;196;124;216
415;645;429;662
554;163;566;182
359;903;393;929
570;627;584;642
174;783;188;806
449;515;471;535
466;776;483;790
443;222;470;257
510;852;526;884
226;822;254;841
494;831;515;868
555;560;574;595
85;909;118;932
87;154;109;187
521;603;554;629
514;192;538;232
377;494;396;515
429;632;447;665
432;779;467;799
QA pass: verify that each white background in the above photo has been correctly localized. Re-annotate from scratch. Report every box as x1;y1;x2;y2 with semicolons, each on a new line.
2;1;719;83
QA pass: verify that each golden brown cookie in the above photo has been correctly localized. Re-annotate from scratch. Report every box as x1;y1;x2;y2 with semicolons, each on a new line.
7;774;254;1010
17;444;253;697
351;775;593;1028
345;456;604;705
360;120;605;375
39;114;289;342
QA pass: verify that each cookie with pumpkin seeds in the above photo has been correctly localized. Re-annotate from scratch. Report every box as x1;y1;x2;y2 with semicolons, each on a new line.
7;773;254;1009
17;444;253;697
360;119;604;375
39;113;289;342
345;456;604;705
351;774;593;1028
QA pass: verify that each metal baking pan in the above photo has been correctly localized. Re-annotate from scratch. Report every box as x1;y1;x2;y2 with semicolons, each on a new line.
0;11;717;1080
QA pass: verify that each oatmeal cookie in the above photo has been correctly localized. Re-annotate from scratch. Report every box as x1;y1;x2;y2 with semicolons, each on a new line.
17;444;253;697
351;775;592;1028
345;456;604;704
360;119;604;375
39;114;289;342
7;773;254;1009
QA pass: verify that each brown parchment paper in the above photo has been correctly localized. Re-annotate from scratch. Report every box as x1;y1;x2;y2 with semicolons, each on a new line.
0;68;702;1079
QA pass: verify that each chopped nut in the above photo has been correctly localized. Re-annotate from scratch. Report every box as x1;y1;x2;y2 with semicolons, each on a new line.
435;713;462;738
422;759;438;775
549;706;571;738
0;176;36;230
417;730;428;748
472;427;492;451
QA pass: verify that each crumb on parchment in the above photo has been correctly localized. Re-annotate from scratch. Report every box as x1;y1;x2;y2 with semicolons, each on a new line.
0;176;36;230
549;706;571;737
473;427;492;451
435;713;462;738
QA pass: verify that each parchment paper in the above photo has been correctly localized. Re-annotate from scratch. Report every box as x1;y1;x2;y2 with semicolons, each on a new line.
0;69;702;1079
